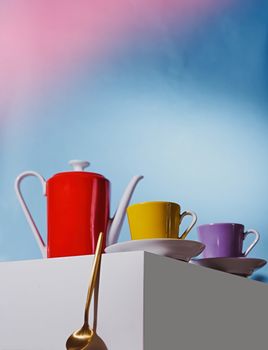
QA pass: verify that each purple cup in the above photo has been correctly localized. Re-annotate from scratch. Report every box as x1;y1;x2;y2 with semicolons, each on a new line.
197;223;260;258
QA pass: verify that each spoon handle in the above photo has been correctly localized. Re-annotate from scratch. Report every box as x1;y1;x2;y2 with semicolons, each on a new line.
84;232;104;325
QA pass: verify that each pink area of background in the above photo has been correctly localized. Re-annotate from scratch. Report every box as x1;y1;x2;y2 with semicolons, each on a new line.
0;0;234;116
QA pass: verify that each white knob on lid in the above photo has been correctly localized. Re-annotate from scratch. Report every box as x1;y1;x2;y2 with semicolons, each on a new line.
69;160;90;171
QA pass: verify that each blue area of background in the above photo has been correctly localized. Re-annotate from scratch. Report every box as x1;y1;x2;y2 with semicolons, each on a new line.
0;0;268;282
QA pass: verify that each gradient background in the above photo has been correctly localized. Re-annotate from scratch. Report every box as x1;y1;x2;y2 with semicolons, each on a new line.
0;0;268;282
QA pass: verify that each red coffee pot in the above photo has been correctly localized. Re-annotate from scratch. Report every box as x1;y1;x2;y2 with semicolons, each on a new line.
15;160;143;258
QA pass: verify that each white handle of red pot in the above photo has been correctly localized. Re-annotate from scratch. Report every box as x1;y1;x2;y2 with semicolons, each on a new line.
14;171;47;258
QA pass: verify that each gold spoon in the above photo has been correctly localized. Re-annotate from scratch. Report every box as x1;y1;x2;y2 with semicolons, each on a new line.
66;232;107;350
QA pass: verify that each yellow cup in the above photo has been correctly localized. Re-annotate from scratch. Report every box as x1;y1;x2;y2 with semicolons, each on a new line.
127;201;197;240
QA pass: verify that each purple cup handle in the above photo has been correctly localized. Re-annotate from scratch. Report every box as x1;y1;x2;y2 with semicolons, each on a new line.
242;229;260;256
179;210;197;240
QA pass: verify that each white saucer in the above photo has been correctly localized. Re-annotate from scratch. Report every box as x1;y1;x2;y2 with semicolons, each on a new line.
191;257;267;277
105;239;205;262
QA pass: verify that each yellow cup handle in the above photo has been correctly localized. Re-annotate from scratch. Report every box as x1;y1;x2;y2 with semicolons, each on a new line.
179;210;197;240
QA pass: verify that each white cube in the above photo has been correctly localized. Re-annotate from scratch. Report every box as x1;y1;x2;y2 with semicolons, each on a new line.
0;251;267;349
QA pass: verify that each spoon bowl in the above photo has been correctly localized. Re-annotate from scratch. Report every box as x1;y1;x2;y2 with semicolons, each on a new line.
66;325;107;350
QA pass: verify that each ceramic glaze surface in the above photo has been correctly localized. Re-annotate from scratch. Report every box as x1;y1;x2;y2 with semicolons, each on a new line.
15;164;143;258
197;223;259;258
105;238;205;262
127;202;196;240
191;257;267;277
47;172;109;257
